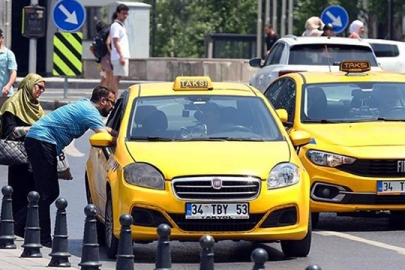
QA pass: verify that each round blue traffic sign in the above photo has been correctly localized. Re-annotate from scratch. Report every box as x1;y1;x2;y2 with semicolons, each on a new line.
52;0;86;32
321;5;349;35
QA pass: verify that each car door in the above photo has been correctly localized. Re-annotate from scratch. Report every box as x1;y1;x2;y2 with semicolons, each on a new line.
91;91;128;217
255;42;287;92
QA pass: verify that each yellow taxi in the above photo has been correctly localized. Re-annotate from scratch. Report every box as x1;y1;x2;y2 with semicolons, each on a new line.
263;60;405;227
85;76;312;258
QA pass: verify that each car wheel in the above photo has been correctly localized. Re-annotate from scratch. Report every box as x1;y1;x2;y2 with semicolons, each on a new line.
85;173;105;245
311;212;320;229
280;216;312;258
105;191;119;259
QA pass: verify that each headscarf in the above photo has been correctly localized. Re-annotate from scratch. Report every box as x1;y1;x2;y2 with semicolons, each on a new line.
0;73;45;125
349;20;364;35
302;17;325;37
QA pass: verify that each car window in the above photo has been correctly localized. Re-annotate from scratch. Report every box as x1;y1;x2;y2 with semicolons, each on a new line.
288;44;378;66
264;43;285;66
301;82;405;122
106;89;129;133
277;79;296;122
369;43;400;57
128;95;283;141
264;78;286;105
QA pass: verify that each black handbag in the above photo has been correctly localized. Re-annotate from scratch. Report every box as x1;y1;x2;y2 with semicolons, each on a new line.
0;137;28;166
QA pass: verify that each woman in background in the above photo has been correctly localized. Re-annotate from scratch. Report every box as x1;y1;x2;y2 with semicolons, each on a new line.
348;20;365;39
0;73;45;238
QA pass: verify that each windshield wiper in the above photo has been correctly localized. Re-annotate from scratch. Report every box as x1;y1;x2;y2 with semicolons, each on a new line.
302;119;346;123
377;117;405;122
208;137;265;141
129;136;174;141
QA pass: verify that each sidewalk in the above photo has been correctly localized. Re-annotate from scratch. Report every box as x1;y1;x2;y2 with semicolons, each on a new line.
15;76;153;110
0;237;81;270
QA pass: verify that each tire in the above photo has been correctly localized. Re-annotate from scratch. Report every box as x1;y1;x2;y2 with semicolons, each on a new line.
280;216;312;258
85;174;105;245
105;191;119;259
311;212;320;229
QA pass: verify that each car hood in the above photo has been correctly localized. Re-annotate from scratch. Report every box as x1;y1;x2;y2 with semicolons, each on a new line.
125;141;291;179
306;122;405;147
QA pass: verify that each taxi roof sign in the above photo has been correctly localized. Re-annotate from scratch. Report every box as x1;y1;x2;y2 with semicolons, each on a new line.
173;76;213;91
339;60;371;73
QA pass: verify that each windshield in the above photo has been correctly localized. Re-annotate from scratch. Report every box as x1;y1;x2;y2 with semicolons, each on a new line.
301;82;405;123
128;95;283;141
289;44;378;66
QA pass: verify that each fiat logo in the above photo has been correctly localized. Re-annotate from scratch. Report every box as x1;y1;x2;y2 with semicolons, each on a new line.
212;178;222;190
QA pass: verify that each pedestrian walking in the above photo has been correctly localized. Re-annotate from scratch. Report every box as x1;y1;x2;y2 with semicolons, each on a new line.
348;20;365;39
0;73;45;237
0;28;17;98
321;23;334;36
23;85;118;247
302;16;324;37
89;21;113;89
110;4;130;96
264;23;279;55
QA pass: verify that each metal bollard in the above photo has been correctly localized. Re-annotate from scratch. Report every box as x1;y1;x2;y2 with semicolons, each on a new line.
0;185;16;249
251;248;268;270
78;204;102;270
199;235;215;270
20;191;42;258
116;214;134;270
49;198;71;267
155;223;172;270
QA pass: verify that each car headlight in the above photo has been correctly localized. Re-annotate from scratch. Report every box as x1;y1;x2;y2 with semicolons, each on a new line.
306;150;356;167
123;163;164;190
267;163;300;189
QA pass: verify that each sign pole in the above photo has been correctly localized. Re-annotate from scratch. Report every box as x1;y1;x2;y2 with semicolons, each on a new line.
29;0;38;73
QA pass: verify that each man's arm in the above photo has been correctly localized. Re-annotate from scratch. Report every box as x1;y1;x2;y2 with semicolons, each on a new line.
2;69;16;96
113;37;125;65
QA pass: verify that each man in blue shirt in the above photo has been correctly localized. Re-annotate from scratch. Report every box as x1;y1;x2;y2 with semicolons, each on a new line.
23;85;118;247
0;28;17;97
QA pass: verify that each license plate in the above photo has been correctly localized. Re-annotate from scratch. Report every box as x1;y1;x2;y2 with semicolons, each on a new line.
185;203;249;219
377;181;405;195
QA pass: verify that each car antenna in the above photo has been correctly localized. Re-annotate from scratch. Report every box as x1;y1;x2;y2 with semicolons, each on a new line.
325;44;332;72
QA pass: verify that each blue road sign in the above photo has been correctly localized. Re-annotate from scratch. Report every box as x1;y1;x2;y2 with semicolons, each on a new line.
321;5;349;34
52;0;86;32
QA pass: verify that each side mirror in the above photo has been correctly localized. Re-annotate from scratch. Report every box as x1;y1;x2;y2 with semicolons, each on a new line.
289;130;311;147
249;57;263;68
89;132;113;147
276;109;288;123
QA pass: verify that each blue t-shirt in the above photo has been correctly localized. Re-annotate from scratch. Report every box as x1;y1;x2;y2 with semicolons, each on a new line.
26;99;106;154
0;47;17;96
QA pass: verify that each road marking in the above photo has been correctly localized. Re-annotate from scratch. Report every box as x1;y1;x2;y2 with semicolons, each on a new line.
316;231;405;255
64;140;85;157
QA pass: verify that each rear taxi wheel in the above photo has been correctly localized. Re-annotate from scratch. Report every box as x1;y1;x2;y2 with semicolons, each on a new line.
311;212;320;229
85;173;105;245
105;191;119;258
280;216;312;258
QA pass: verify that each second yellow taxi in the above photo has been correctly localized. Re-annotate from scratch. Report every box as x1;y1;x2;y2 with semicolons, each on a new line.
85;76;312;258
263;60;405;227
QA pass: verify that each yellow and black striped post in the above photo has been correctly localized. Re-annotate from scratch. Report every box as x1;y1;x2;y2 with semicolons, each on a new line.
53;32;83;76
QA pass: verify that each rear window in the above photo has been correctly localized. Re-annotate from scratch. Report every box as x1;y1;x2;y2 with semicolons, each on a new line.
288;44;378;66
369;43;399;57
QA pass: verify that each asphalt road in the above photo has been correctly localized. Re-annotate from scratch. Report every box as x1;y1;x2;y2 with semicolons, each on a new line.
1;130;405;269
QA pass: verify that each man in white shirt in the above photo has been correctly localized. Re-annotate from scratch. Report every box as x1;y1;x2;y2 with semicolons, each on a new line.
110;4;130;96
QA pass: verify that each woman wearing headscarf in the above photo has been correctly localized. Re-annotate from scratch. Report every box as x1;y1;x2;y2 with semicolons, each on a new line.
0;73;45;237
302;16;325;37
348;20;365;39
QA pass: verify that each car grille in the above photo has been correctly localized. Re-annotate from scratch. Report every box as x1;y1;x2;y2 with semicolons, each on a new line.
172;176;261;201
338;159;405;177
169;213;264;231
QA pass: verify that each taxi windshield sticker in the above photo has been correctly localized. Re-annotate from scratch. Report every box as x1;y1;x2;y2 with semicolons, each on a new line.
339;60;371;73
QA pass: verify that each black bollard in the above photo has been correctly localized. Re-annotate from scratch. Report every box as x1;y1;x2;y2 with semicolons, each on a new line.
251;248;268;270
199;235;215;270
116;214;134;270
78;204;102;270
306;265;322;270
20;191;42;258
0;185;16;249
49;198;71;267
155;223;171;270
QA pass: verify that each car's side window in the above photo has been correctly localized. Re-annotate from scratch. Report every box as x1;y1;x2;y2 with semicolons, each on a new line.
106;90;129;133
277;79;296;122
264;78;285;106
264;43;285;66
